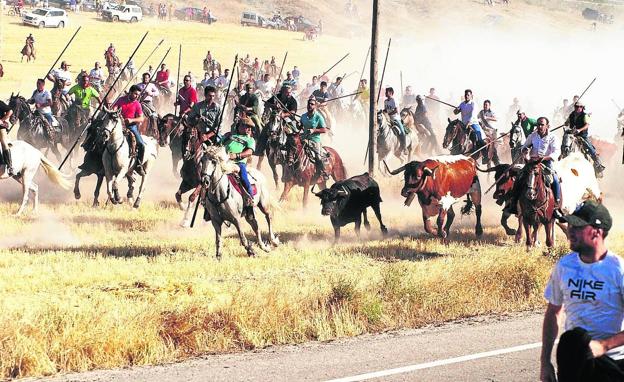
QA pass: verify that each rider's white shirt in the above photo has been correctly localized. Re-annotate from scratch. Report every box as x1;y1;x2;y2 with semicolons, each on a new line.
31;89;52;114
51;68;72;92
137;82;160;102
522;130;560;160
89;68;104;83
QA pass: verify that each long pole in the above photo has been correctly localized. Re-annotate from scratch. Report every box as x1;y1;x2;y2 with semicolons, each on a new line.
59;32;149;170
115;39;164;101
376;38;391;103
319;53;349;80
368;0;379;176
174;44;182;116
44;27;81;81
137;47;172;102
273;51;288;94
190;54;239;228
352;45;370;104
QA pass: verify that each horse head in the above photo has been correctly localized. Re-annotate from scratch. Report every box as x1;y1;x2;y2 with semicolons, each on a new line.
400;107;413;125
8;93;28;124
443;118;463;149
157;113;176;147
525;160;546;201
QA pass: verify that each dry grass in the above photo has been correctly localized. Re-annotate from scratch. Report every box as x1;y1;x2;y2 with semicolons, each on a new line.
0;197;577;379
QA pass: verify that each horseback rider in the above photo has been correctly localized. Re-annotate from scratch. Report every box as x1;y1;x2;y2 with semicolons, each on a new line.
28;78;54;129
564;101;605;175
402;86;417;109
477;100;500;165
453;89;486;149
504;116;563;219
266;84;298;130
136;72;160;130
311;81;331;123
414;95;438;143
104;43;119;75
237;82;262;137
513;110;537;144
282;71;296;89
46;61;72;95
112;85;146;175
219;116;256;214
25;33;34;46
187;85;221;145
155;63;170;90
300;98;330;180
89;62;104;92
0;99;14;176
384;87;407;151
68;73;101;130
176;74;198;117
354;78;369;108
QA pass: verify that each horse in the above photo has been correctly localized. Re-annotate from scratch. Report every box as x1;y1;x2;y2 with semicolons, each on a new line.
158;113;187;178
194;145;280;259
50;78;69;117
442;118;499;168
400;107;436;155
98;110;158;208
74;112;110;207
0;140;71;215
20;41;35;63
177;125;204;224
9;94;68;163
256;109;286;188
280;132;347;207
519;160;556;249
376;110;414;174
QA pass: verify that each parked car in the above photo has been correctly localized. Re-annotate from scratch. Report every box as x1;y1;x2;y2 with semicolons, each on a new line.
22;7;68;28
81;0;98;12
582;7;614;24
174;7;216;22
284;15;318;32
101;4;142;22
240;11;277;28
126;0;154;17
46;0;70;9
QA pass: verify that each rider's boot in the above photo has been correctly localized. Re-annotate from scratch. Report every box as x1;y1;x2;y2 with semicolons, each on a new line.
317;160;330;181
398;132;407;152
3;148;14;177
135;146;146;176
593;155;606;177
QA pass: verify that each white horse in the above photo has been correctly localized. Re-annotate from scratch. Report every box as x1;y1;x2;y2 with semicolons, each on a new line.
100;111;158;208
183;145;279;259
0;140;71;215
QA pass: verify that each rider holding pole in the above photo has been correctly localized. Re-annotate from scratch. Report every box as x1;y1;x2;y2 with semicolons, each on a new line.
187;85;221;145
300;98;329;180
29;78;54;129
564;101;605;175
453;89;485;149
113;85;146;175
384;87;407;151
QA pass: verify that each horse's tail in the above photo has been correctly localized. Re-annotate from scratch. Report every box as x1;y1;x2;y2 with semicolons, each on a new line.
40;156;72;190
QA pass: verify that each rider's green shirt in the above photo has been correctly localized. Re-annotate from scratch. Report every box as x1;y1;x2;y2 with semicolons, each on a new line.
68;85;99;109
300;111;326;143
519;117;537;139
225;134;255;163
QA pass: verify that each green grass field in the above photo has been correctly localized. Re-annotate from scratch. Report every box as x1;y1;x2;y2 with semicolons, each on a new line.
0;9;623;380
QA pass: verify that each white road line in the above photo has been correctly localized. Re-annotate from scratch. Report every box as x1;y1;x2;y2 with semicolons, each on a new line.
324;342;542;382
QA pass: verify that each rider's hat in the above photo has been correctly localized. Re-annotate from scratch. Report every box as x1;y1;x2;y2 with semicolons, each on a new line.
241;116;255;128
574;100;585;108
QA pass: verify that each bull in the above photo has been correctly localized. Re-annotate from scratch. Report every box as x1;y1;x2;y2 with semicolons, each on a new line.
483;163;524;242
313;173;388;242
385;155;483;241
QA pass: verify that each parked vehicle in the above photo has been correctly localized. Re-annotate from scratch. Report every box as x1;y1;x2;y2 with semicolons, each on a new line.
22;7;68;28
240;11;276;28
174;7;216;22
582;7;614;24
46;0;70;9
285;15;318;32
101;4;142;22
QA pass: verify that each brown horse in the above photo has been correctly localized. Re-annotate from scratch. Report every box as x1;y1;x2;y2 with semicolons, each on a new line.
519;160;555;249
400;107;433;156
21;42;35;62
157;113;187;178
442;118;499;168
176;125;204;225
279;133;347;207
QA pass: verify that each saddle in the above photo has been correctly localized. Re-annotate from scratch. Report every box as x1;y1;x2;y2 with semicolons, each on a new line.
227;173;258;197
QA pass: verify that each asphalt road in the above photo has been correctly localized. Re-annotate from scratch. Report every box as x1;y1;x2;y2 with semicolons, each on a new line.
28;312;546;382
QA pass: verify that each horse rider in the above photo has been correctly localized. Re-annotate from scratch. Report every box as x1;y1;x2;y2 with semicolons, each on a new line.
68;73;101;129
477;99;500;165
564;100;605;175
504;116;563;219
219;116;256;215
237;82;262;137
384;87;407;151
266;84;298;130
89;62;105;92
113;85;146;175
414;95;438;143
187;85;221;145
354;78;369;108
300;98;329;180
506;97;521;124
25;33;34;46
311;81;331;122
175;74;198;120
28;78;54;129
156;63;171;91
136;72;160;130
47;61;72;95
328;76;345;114
402;86;417;109
282;71;296;89
453;89;485;149
513;110;537;145
0;99;14;176
104;43;119;75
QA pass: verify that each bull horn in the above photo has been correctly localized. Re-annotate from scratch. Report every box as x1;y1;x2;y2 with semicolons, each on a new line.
423;167;433;176
383;160;406;175
311;184;320;196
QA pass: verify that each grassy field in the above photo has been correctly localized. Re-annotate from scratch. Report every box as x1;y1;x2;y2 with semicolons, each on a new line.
1;8;624;381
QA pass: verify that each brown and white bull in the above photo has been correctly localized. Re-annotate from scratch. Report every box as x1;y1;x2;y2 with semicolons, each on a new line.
385;155;483;241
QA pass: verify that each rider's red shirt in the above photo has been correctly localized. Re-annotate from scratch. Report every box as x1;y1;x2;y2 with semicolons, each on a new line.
113;96;143;120
178;86;198;113
156;70;169;85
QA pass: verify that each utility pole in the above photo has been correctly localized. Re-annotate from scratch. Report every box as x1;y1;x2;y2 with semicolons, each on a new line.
368;0;379;176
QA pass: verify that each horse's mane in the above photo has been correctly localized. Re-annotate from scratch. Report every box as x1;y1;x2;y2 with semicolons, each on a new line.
203;145;238;173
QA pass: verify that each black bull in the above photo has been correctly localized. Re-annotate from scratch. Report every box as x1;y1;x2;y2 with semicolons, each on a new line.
313;173;388;242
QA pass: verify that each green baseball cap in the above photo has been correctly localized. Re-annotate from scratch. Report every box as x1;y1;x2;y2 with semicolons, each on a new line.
564;200;612;231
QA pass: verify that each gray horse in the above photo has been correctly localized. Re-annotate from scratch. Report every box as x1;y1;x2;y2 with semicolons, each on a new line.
191;145;280;259
376;110;413;175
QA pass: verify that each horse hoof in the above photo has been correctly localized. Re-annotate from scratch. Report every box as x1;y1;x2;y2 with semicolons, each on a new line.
92;200;99;208
74;191;81;200
133;197;141;209
381;227;389;237
505;228;517;236
177;202;185;211
247;249;256;257
476;226;484;237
